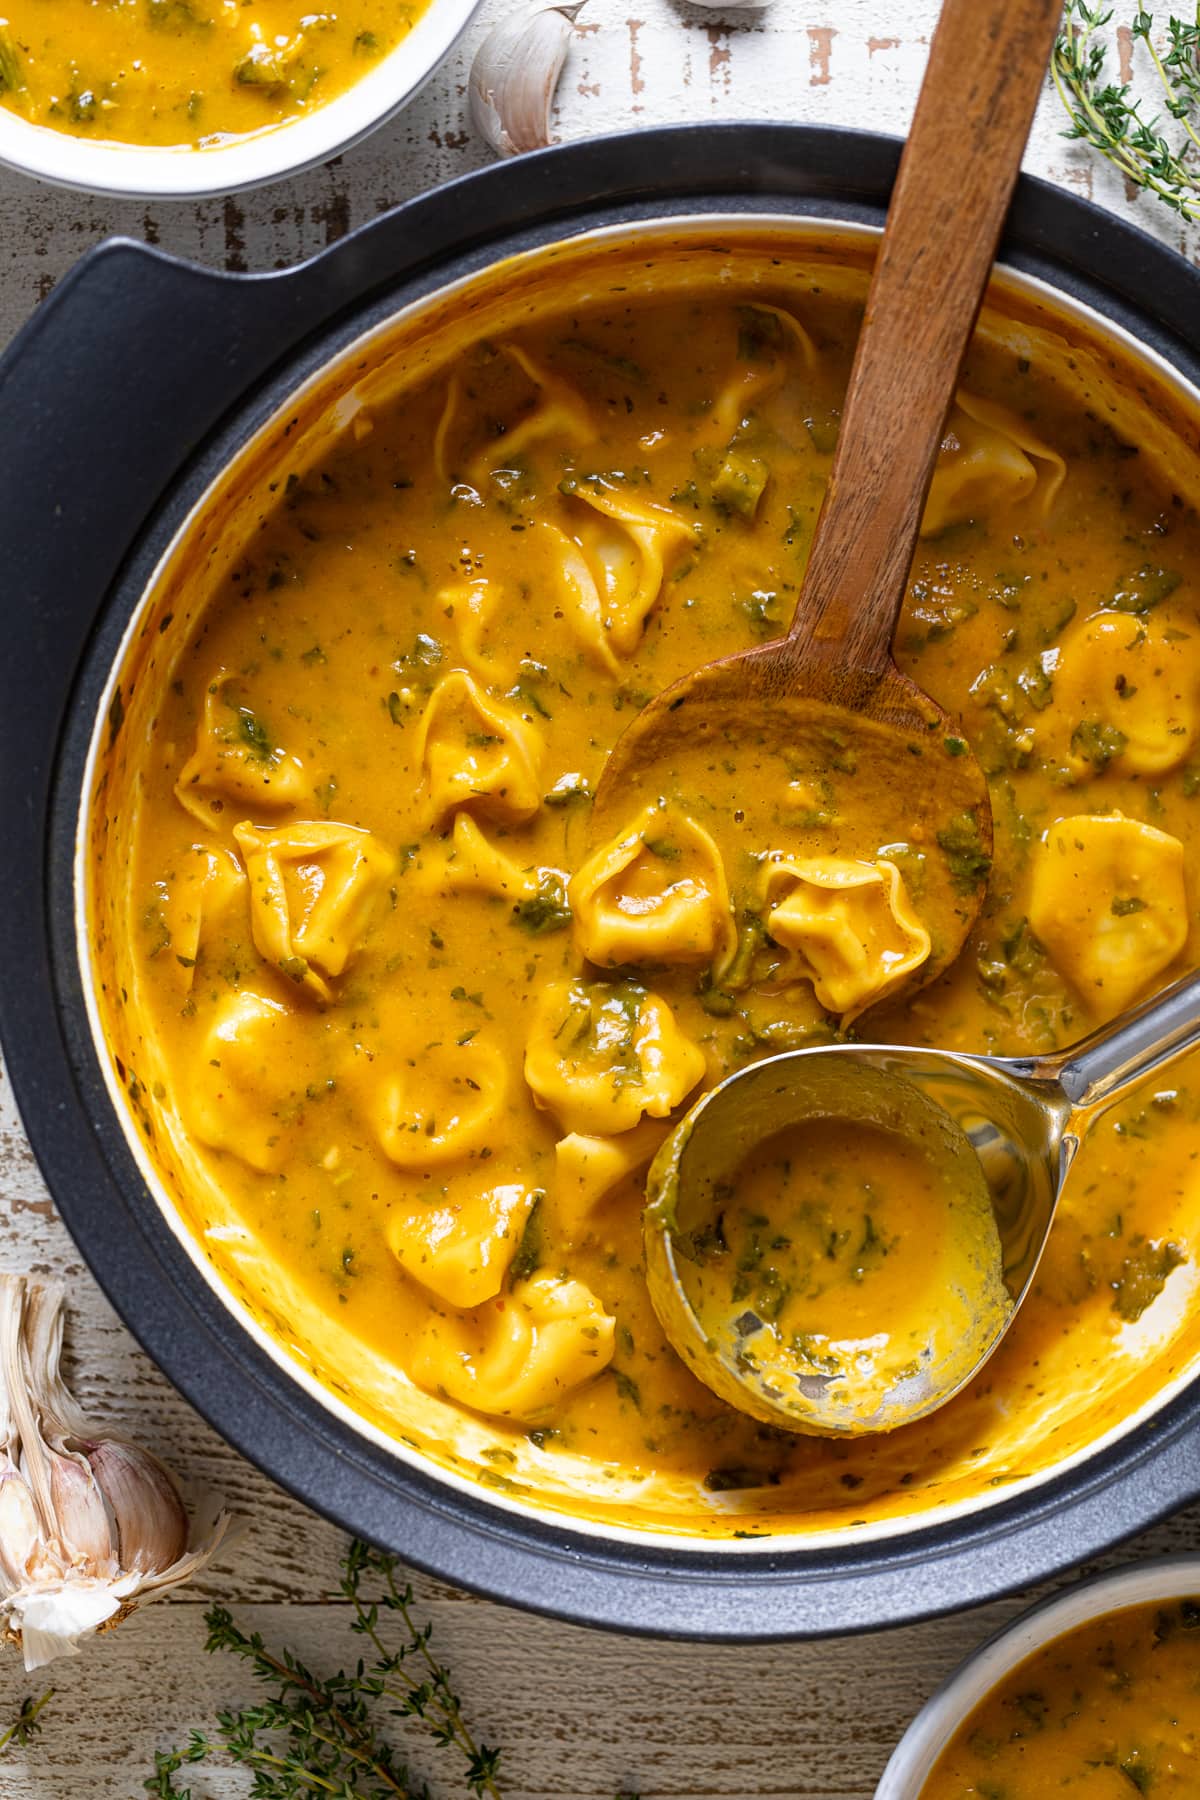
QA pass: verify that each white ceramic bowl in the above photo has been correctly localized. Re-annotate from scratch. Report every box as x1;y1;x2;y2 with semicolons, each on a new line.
876;1555;1200;1798
0;0;481;199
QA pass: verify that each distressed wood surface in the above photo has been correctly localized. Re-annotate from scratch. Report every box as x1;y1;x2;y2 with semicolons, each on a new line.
2;2;1200;1795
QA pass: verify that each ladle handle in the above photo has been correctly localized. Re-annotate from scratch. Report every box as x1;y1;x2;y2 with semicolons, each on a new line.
787;0;1063;673
1037;969;1200;1120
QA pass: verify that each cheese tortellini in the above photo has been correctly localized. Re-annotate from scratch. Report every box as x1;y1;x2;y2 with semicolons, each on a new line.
233;820;393;1002
417;813;553;905
1039;609;1200;778
524;979;705;1136
921;390;1066;538
183;990;308;1174
1029;814;1188;1019
434;347;596;489
763;855;931;1020
412;1274;615;1422
415;671;545;826
154;843;247;993
474;345;595;483
710;303;817;441
569;805;735;971
174;671;311;826
553;1119;668;1235
440;577;515;683
553;478;692;668
368;1035;510;1169
387;1181;538;1309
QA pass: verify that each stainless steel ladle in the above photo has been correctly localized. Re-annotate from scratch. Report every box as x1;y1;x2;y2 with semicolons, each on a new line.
644;968;1200;1437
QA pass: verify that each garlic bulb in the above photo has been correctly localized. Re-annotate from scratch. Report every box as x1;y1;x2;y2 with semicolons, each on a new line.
0;1276;234;1670
469;4;585;159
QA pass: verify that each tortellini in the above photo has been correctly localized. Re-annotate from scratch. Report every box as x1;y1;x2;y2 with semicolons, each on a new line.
710;303;817;441
471;345;596;482
554;478;692;667
415;671;544;826
417;813;549;904
154;843;247;993
368;1035;510;1169
540;523;622;675
412;1275;615;1422
1029;814;1188;1019
554;1119;667;1235
174;671;310;827
387;1181;538;1309
441;577;515;683
1039;609;1200;778
183;990;305;1174
233;820;393;1002
763;855;931;1020
569;804;735;971
433;347;595;489
921;390;1066;538
524;979;705;1136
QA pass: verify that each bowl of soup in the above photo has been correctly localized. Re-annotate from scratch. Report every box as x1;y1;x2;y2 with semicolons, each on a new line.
4;124;1200;1636
0;0;480;197
877;1557;1200;1796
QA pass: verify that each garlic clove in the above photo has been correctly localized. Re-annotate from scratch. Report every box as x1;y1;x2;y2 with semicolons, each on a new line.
0;1470;51;1593
47;1451;118;1575
469;3;585;159
134;1504;240;1601
0;1276;234;1670
84;1439;188;1575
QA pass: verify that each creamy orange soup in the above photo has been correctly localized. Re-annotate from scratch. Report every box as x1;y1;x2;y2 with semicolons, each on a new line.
0;0;429;148
89;229;1200;1538
924;1596;1200;1796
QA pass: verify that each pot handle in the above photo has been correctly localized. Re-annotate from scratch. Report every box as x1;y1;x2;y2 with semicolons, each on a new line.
1;237;353;598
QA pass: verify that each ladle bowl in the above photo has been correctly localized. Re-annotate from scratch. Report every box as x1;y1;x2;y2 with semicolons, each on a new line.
645;968;1200;1436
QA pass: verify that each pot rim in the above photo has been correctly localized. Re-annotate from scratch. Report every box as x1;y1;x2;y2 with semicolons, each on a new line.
0;0;481;200
6;123;1200;1637
875;1554;1200;1797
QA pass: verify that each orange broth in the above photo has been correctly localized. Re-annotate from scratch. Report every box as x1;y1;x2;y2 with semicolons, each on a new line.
87;230;1200;1538
0;0;430;148
924;1597;1200;1797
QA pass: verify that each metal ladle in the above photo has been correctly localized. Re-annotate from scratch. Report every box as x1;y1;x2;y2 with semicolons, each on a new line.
645;968;1200;1436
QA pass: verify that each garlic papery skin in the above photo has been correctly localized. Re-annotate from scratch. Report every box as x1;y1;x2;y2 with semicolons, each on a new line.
0;1275;234;1670
469;4;585;159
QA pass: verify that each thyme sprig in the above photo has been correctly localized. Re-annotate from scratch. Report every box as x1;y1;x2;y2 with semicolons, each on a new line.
147;1541;503;1799
0;1689;53;1755
340;1541;502;1798
1053;3;1200;221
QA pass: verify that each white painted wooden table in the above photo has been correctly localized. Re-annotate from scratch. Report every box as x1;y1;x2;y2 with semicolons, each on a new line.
1;4;1198;1794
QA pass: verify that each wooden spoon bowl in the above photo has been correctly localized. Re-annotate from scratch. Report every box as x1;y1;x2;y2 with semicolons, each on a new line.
590;633;992;998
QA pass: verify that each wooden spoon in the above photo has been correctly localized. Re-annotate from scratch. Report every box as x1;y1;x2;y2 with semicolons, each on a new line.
590;0;1065;994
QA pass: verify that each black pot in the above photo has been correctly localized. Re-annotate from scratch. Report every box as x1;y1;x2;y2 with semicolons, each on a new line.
3;123;1200;1642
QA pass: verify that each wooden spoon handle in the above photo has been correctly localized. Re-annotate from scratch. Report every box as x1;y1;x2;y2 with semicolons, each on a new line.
787;0;1063;673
